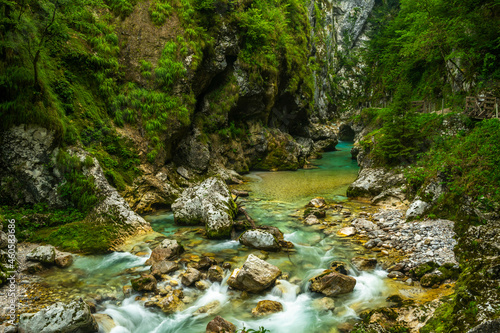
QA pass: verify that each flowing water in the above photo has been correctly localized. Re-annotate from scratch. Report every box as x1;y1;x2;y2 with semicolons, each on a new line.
40;142;400;333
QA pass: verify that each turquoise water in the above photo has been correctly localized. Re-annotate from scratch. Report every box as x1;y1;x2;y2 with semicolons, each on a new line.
96;142;396;333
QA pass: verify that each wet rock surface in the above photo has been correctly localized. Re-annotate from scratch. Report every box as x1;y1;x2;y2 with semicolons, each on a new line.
206;315;236;333
309;270;356;296
18;299;98;333
227;254;281;293
239;229;281;251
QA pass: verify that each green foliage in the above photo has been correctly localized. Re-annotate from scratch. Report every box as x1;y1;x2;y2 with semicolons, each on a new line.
106;0;137;18
56;150;100;212
149;0;173;26
0;203;86;242
364;0;500;100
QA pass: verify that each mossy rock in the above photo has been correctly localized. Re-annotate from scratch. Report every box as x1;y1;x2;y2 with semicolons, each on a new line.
420;271;445;288
410;261;439;279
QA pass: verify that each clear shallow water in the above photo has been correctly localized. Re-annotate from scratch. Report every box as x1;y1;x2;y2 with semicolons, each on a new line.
96;142;398;333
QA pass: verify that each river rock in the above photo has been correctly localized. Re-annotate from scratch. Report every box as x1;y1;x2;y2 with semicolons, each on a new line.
307;197;327;208
94;313;116;333
208;265;224;282
172;177;238;238
181;267;201;286
54;251;73;268
312;297;335;312
148;239;184;264
351;218;377;231
337;227;356;237
239;229;280;251
352;257;377;271
18;299;98;333
206;316;236;333
309;270;356;296
330;261;350;275
195;280;211;290
131;274;157;292
304;214;320;225
227;254;281;293
26;245;56;264
251;300;283;316
194;300;221;316
159;294;184;314
151;261;179;278
406;199;429;219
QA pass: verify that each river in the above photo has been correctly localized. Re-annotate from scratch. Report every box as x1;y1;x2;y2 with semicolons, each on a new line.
40;142;400;333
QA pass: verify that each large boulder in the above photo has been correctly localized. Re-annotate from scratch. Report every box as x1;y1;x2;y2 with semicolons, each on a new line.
172;177;238;238
206;316;236;333
309;270;356;296
227;254;281;293
239;229;281;251
26;245;55;264
346;168;405;198
147;239;184;264
18;300;98;333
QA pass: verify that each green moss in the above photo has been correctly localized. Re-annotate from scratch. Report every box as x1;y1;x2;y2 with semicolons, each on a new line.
410;262;439;279
32;219;125;254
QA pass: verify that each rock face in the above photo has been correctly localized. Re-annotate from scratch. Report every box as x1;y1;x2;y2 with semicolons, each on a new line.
227;254;281;293
172;177;238;238
26;245;55;264
239;229;281;251
468;320;500;333
206;316;236;333
309;270;356;296
346;168;405;198
251;300;283;316
18;300;98;333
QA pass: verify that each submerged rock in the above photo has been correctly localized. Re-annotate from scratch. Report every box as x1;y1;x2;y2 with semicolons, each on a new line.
172;177;238;239
206;316;236;333
312;297;336;312
227;254;281;293
194;300;221;316
131;274;157;292
18;300;98;333
330;261;350;275
239;229;281;251
351;257;377;271
26;245;55;264
309;270;356;296
251;300;283;316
